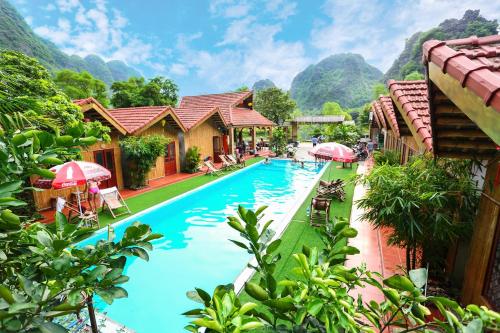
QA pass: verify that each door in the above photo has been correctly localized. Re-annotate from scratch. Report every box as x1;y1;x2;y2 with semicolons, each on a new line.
93;149;117;188
164;142;177;176
213;136;222;162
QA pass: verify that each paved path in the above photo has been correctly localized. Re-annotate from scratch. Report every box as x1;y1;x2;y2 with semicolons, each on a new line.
346;159;406;302
294;142;315;161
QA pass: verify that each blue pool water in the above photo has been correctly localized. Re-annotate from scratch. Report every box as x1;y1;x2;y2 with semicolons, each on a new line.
79;160;324;332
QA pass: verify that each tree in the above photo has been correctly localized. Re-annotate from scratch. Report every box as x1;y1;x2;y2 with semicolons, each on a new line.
322;101;351;120
54;69;110;107
372;82;388;99
325;123;361;146
0;102;159;331
110;76;178;108
254;87;296;125
185;207;500;332
234;85;249;92
404;71;425;81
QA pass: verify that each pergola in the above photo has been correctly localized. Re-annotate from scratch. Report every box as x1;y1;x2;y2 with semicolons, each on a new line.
287;115;345;141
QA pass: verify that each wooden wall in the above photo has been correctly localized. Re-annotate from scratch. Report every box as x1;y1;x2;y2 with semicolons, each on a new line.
184;119;223;161
33;133;124;211
462;159;500;309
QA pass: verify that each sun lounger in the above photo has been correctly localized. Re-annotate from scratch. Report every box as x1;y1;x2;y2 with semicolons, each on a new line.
204;160;222;176
317;179;345;201
227;154;244;167
56;197;99;228
99;186;131;218
309;196;332;227
219;155;236;169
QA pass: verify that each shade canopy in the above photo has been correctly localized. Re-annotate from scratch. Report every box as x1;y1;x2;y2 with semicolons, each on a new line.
35;161;111;189
308;142;357;163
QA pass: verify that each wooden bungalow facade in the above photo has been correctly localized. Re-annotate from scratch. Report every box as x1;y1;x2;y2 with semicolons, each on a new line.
423;35;500;310
33;92;274;211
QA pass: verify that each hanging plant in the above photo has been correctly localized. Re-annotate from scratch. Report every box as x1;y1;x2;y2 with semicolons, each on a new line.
120;135;169;189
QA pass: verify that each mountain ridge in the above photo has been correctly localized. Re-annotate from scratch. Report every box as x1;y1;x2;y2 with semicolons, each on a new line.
0;0;140;84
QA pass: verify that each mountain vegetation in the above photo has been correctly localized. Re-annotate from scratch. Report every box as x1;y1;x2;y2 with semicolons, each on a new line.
384;10;498;81
252;79;276;91
0;0;140;85
290;53;383;111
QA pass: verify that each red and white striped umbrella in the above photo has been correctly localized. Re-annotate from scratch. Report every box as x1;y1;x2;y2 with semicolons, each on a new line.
308;142;357;163
35;161;111;189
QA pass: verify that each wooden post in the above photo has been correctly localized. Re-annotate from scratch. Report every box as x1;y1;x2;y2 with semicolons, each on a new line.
251;126;257;151
291;122;298;141
228;126;235;155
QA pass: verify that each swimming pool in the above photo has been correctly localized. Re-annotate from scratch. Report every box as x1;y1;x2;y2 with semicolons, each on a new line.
80;159;325;332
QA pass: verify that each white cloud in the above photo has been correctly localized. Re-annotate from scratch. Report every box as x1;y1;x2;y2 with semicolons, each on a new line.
25;16;33;25
175;20;309;91
311;0;500;71
33;0;156;69
265;0;297;20
43;3;56;11
170;63;189;76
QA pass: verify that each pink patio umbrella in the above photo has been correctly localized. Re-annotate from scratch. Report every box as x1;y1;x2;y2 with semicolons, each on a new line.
308;142;358;163
35;161;111;213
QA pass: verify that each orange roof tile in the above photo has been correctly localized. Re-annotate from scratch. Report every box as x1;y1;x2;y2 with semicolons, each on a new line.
107;106;182;134
423;34;500;112
371;100;386;129
73;97;127;135
179;91;274;127
388;80;432;151
379;95;400;137
174;106;226;130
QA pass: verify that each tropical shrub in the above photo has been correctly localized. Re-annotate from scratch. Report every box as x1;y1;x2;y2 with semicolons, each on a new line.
0;103;160;331
373;149;401;166
270;127;287;156
325;124;361;146
120;135;169;189
358;155;479;272
185;207;499;332
184;146;201;173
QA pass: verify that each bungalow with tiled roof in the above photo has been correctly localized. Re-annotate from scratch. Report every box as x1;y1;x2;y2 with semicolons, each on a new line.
369;100;385;148
423;34;499;310
33;92;274;210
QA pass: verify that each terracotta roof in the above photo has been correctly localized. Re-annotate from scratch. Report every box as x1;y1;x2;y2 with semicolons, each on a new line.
423;34;500;112
388;80;433;151
371;100;386;129
379;95;400;137
107;106;183;134
174;106;226;130
231;108;274;126
179;91;273;127
73;98;95;106
73;97;127;135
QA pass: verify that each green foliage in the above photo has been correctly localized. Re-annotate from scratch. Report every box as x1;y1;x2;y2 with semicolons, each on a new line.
0;100;159;332
403;71;425;81
358;155;479;272
290;53;383;111
324;124;361;146
110;76;178;108
372;83;388;99
0;50;109;139
184;146;201;173
120;135;170;189
270;127;287;156
54;69;109;107
373;150;401;166
384;10;498;81
321;101;351;120
254;87;296;125
0;0;140;84
186;207;500;332
235;85;250;92
252;79;276;92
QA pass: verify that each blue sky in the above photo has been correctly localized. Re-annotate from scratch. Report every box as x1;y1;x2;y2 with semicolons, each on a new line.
12;0;500;96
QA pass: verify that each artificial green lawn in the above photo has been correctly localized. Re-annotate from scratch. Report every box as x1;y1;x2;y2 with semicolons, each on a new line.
97;157;264;227
238;161;358;303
